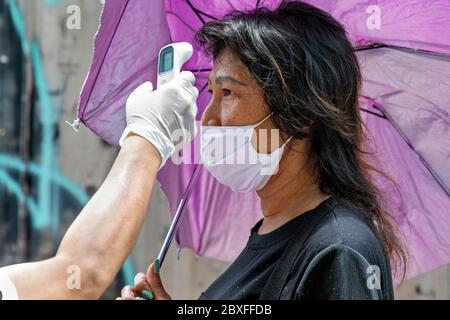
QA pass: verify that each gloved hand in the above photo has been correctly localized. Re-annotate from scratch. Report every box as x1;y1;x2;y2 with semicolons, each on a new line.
119;71;199;168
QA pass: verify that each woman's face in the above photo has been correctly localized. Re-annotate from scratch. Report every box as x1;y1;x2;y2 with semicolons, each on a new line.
201;49;284;152
201;49;270;128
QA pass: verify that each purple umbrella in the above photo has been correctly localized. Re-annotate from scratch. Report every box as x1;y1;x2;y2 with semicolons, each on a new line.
76;0;450;282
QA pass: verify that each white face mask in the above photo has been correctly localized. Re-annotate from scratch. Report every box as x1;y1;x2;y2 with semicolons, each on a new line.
201;113;292;192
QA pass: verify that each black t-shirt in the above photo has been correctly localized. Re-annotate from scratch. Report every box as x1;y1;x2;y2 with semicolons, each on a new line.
198;196;394;300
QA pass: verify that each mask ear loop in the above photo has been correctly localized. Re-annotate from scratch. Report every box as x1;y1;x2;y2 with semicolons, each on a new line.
265;112;293;150
267;112;293;149
281;136;293;148
255;112;275;127
253;112;293;153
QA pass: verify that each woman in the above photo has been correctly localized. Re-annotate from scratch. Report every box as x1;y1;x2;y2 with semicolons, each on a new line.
120;1;406;300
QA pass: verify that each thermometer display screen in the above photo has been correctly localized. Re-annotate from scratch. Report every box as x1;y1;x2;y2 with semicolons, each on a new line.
159;46;174;74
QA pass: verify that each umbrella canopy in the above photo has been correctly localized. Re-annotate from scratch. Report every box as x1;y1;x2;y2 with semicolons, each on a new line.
77;0;450;282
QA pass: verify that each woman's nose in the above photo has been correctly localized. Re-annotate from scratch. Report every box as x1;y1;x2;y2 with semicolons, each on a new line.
201;100;221;126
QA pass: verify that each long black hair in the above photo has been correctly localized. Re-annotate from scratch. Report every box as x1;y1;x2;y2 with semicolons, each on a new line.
196;1;407;278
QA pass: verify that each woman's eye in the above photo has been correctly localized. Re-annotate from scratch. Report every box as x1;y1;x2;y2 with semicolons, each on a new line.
207;88;234;97
223;89;234;96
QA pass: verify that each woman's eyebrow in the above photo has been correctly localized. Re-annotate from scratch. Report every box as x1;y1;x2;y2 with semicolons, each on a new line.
208;75;248;86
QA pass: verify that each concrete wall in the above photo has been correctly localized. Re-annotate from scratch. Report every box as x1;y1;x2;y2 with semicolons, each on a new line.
13;0;450;300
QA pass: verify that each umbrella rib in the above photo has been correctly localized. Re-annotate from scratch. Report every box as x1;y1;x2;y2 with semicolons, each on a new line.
355;43;450;58
83;59;156;122
192;8;219;21
355;43;388;51
79;0;130;120
184;0;206;24
224;0;237;11
360;107;386;119
184;0;219;24
199;81;209;94
188;68;212;73
373;103;450;197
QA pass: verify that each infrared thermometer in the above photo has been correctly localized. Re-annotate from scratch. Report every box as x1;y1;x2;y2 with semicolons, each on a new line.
157;42;193;88
155;42;200;270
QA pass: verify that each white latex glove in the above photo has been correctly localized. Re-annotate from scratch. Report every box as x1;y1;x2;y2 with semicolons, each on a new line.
119;71;199;167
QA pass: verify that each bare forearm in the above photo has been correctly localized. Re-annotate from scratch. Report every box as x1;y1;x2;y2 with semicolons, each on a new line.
57;135;161;290
0;70;198;299
2;135;162;299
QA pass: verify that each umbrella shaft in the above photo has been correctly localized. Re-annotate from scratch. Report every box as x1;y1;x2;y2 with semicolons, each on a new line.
157;165;202;269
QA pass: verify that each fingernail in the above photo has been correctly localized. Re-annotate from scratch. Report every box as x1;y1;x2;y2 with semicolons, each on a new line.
154;259;160;274
142;290;153;300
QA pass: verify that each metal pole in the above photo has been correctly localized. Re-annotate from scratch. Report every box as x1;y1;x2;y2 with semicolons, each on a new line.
156;165;201;269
